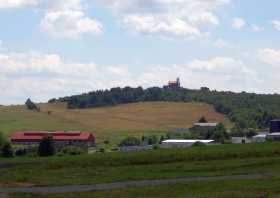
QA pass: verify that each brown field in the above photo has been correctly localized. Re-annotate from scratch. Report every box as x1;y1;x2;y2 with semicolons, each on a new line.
0;102;231;143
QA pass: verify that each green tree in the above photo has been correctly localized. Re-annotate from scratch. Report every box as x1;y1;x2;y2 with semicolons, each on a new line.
25;98;40;111
198;116;208;123
2;143;13;158
119;137;141;147
0;132;7;147
38;136;55;157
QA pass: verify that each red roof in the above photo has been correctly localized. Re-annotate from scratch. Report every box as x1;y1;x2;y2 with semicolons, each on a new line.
11;131;94;142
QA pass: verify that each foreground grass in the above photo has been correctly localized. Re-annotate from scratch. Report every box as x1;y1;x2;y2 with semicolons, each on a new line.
11;178;280;198
0;102;230;143
1;143;280;187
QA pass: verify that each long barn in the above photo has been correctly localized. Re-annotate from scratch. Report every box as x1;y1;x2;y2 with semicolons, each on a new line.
11;131;95;149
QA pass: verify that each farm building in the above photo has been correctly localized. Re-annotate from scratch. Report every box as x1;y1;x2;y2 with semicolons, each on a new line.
267;133;280;141
193;123;218;128
252;134;267;143
270;119;280;133
231;137;251;144
166;78;181;89
161;139;214;148
11;131;95;149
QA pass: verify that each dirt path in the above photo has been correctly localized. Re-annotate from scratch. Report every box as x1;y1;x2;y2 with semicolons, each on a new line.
0;174;269;194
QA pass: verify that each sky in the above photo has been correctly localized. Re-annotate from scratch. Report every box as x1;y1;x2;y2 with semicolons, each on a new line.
0;0;280;105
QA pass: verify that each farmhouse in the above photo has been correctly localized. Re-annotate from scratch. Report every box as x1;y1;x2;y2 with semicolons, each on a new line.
11;131;95;149
161;139;214;148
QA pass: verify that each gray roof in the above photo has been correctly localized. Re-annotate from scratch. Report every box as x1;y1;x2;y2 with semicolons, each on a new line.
194;123;218;127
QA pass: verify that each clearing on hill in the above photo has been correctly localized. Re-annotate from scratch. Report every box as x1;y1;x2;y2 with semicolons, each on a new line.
0;102;231;143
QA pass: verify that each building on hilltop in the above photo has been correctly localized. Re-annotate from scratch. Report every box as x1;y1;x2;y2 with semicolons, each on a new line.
166;78;181;89
11;131;95;149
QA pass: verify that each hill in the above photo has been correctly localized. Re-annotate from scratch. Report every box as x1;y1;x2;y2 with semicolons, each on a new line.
0;102;230;143
50;86;280;129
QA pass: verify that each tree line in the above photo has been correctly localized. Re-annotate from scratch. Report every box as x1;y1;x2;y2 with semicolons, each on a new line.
49;86;280;130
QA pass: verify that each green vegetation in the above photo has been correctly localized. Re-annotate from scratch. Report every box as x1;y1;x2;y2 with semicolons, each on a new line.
1;143;280;187
25;98;40;112
38;136;55;157
119;137;141;147
1;142;14;157
11;178;280;198
50;86;280;129
60;146;85;156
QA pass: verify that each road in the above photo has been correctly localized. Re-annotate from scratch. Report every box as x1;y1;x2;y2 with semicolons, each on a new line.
0;174;269;194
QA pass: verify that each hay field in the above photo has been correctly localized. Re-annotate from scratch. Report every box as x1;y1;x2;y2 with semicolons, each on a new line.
0;102;231;143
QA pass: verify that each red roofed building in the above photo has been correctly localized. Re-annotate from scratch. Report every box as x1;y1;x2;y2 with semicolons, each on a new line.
167;78;181;89
11;131;95;149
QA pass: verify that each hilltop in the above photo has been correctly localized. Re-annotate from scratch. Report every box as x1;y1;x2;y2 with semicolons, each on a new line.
0;102;230;143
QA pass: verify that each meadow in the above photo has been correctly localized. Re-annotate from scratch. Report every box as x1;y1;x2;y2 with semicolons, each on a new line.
0;102;230;143
1;143;280;188
11;178;280;198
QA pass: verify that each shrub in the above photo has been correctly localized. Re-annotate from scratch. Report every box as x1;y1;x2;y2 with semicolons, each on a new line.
2;143;14;158
192;141;206;147
15;148;27;157
61;146;85;156
0;132;7;147
119;137;141;147
38;136;55;157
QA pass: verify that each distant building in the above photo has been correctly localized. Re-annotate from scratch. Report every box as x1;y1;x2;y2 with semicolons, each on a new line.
161;139;214;148
252;134;267;143
267;133;280;141
193;123;218;128
270;119;280;133
231;137;250;144
11;131;95;149
167;78;181;89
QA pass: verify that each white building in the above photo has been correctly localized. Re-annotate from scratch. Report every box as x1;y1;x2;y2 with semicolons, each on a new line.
161;139;214;148
231;137;250;144
252;134;267;143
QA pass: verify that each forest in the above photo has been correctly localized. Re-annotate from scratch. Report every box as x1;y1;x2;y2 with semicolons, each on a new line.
49;86;280;130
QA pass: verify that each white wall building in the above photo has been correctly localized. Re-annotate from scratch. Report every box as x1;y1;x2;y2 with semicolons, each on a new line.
161;139;214;148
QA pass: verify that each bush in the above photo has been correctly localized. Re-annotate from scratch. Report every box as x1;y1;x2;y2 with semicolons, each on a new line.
61;146;84;156
191;141;206;147
15;148;27;157
0;132;7;147
119;137;141;147
38;136;55;157
2;143;14;158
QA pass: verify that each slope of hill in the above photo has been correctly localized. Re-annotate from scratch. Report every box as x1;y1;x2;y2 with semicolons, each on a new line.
0;102;230;143
50;87;280;129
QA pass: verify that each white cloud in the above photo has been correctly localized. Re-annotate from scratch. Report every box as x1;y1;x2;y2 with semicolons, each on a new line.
0;0;38;9
250;25;263;32
259;48;280;66
102;0;230;38
272;20;280;31
213;38;231;48
40;10;103;38
232;17;246;29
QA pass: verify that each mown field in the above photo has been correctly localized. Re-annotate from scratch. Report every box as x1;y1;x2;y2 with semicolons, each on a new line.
11;178;280;198
0;102;231;143
1;143;280;188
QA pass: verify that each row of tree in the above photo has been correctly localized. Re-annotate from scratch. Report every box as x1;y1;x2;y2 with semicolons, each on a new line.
49;86;280;130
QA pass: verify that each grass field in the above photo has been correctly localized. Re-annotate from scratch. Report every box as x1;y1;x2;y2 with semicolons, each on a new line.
0;102;231;143
11;178;280;198
1;143;280;188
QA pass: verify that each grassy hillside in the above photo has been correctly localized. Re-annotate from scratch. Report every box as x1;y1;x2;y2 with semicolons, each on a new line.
0;102;231;143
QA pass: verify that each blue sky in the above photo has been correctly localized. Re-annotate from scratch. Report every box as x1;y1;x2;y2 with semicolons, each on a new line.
0;0;280;104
